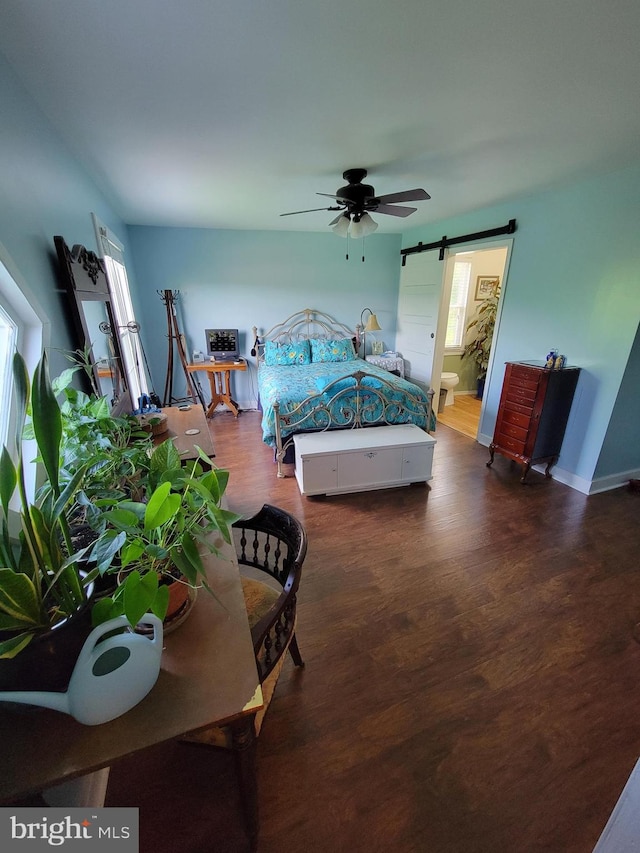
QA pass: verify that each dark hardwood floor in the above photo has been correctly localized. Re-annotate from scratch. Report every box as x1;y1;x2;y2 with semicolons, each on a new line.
106;411;640;852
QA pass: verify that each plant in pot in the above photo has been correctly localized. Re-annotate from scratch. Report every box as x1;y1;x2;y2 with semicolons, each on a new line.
0;352;93;665
28;354;158;602
52;353;155;505
0;353;167;693
87;437;240;632
463;292;499;400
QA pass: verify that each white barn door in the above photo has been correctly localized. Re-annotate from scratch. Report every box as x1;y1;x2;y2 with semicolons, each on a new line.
396;250;446;393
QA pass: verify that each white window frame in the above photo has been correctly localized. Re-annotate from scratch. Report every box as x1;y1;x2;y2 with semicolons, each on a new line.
0;242;50;513
444;258;472;353
0;299;18;450
92;215;148;411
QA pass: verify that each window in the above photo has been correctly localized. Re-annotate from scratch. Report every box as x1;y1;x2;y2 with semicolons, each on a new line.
0;300;18;448
0;244;48;509
445;260;472;350
93;216;149;410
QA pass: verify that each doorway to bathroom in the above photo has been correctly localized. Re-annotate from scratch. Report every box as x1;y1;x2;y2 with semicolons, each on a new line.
436;393;483;438
436;243;510;439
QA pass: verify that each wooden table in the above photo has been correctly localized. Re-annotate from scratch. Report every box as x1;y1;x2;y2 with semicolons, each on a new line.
156;404;215;460
186;360;247;418
0;542;264;848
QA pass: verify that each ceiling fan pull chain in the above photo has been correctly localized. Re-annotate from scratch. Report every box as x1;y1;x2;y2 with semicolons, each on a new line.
346;232;349;261
362;236;365;262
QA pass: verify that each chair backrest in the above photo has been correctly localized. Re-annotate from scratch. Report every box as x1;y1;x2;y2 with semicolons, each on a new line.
232;504;307;681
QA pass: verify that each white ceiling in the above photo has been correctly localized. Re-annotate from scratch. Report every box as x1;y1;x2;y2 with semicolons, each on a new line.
2;0;640;233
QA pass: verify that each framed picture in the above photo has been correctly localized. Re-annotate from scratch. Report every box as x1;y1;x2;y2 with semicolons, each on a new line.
475;276;500;300
371;340;384;355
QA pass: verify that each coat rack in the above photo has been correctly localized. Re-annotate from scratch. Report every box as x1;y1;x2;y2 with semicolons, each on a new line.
159;289;205;409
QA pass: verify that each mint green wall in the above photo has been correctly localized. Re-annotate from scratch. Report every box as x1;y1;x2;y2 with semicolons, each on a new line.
0;53;130;379
595;321;640;478
126;226;401;406
403;162;640;488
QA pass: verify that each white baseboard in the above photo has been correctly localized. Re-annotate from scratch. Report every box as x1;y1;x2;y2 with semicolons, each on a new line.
535;464;592;494
477;433;637;495
531;464;640;495
587;467;640;495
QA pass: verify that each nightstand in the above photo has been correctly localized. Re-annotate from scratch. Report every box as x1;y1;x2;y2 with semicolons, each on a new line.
365;354;405;379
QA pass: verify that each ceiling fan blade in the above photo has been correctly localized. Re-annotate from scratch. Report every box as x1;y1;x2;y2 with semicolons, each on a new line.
375;189;431;204
316;192;350;201
280;206;341;216
374;204;418;217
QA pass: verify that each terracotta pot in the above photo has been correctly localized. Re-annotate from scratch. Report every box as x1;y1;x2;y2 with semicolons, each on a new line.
166;576;191;619
162;576;197;634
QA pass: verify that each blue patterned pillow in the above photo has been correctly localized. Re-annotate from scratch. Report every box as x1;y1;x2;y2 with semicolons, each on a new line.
264;339;311;366
310;338;357;363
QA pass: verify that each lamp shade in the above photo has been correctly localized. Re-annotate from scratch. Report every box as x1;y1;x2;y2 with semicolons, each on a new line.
364;312;382;333
332;214;350;237
350;212;378;239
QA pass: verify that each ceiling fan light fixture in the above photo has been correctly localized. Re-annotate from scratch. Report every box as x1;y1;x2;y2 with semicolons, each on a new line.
360;212;378;237
332;214;351;237
350;212;378;239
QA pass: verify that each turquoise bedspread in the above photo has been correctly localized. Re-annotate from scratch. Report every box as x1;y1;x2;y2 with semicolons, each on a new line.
258;360;433;446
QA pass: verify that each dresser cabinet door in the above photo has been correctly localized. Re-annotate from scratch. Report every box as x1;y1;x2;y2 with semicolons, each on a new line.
299;454;338;493
401;443;434;481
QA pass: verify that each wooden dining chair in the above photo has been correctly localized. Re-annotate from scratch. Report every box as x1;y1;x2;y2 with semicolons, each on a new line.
183;503;307;748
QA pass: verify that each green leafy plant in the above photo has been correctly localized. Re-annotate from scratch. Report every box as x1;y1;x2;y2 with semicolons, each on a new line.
87;438;240;628
463;293;499;381
0;352;171;658
0;353;92;658
52;355;153;507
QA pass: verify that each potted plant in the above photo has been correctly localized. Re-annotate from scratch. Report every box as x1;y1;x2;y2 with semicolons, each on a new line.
463;292;499;399
86;437;239;631
0;352;94;662
48;351;237;633
0;352;167;694
53;349;154;508
31;353;158;600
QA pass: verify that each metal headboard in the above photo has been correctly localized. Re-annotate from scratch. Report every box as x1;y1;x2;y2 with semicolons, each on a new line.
252;308;356;364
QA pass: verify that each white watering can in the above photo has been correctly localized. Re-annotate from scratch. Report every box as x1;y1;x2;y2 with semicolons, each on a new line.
0;614;163;725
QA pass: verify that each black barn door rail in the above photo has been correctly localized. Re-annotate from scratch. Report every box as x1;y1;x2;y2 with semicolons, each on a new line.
400;219;517;264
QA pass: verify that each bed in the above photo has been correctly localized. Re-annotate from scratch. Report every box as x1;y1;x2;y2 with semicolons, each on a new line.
252;309;435;477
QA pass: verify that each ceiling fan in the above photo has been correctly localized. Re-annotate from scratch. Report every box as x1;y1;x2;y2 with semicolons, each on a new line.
280;168;431;237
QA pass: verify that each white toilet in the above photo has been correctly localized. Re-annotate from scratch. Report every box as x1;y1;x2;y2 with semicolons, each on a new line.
440;372;460;406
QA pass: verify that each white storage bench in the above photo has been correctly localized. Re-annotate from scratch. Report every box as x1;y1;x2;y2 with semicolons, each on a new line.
292;424;436;496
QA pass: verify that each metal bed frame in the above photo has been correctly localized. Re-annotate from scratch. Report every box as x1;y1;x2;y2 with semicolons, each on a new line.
253;309;435;477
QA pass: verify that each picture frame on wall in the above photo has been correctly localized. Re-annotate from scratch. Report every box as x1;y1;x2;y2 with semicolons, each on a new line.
475;276;500;300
